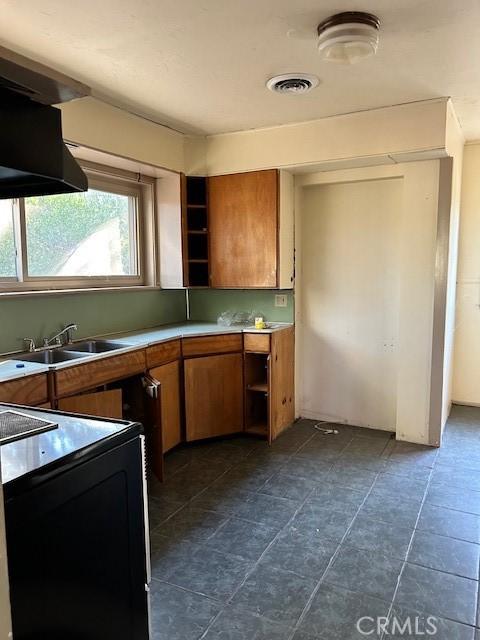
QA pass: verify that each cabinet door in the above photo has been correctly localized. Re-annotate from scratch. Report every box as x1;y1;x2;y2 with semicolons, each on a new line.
58;389;123;419
149;361;182;454
143;375;164;481
184;353;243;441
208;169;278;288
270;327;295;441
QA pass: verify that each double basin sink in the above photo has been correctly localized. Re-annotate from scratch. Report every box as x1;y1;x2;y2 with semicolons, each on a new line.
16;340;129;365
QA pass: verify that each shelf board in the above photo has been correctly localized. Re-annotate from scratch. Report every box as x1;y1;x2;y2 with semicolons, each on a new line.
188;259;209;263
245;423;269;437
187;204;207;209
247;383;268;393
188;230;208;235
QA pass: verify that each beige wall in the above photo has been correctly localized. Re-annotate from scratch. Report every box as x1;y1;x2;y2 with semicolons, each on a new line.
60;97;186;173
453;144;480;404
296;161;441;445
204;99;449;176
439;103;464;424
299;178;402;431
59;97;454;179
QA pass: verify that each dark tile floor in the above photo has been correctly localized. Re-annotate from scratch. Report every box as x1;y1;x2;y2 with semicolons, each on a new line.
147;405;480;640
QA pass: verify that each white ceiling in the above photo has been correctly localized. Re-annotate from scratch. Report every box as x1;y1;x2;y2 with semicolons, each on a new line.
0;0;479;138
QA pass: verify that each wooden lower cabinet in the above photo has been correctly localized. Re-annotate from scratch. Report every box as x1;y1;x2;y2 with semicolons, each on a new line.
57;389;123;419
146;339;181;369
270;327;295;440
0;328;293;482
143;360;182;481
148;361;182;454
54;350;145;398
184;353;243;441
244;327;294;442
182;333;243;358
0;374;48;406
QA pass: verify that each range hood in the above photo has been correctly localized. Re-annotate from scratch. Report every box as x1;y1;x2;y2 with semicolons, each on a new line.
0;46;91;199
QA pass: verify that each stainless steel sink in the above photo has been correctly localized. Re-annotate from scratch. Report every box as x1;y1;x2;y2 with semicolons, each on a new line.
67;340;127;354
16;350;88;364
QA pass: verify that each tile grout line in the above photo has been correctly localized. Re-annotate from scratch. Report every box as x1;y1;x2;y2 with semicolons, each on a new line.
197;430;358;638
149;442;272;534
151;428;403;637
150;429;326;638
149;444;277;639
378;441;480;636
284;434;398;640
151;420;480;638
377;457;437;640
150;574;225;605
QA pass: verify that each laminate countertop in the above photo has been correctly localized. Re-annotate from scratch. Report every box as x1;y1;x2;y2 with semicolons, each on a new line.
0;321;293;382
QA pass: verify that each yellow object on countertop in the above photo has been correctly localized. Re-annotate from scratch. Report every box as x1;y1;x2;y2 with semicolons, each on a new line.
255;317;266;330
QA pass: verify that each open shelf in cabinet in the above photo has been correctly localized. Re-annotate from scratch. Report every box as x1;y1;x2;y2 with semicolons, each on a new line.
182;176;210;287
244;352;269;439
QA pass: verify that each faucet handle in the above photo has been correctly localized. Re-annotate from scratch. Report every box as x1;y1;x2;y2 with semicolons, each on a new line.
23;338;36;352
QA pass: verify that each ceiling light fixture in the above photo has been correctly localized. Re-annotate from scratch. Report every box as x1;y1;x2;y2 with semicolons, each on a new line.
317;11;380;65
266;73;319;95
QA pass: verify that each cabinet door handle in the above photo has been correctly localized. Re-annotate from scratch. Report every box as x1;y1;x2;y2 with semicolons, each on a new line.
142;377;159;399
145;384;158;399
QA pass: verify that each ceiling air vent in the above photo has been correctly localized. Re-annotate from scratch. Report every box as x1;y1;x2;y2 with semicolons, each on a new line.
266;73;319;95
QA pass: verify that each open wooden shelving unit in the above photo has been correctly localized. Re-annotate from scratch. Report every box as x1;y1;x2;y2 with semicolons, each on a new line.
244;352;270;437
182;175;210;287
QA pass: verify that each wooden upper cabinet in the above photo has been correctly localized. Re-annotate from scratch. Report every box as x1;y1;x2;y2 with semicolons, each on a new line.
208;169;279;288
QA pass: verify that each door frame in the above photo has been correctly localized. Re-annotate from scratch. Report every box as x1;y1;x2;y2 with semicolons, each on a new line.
294;159;453;446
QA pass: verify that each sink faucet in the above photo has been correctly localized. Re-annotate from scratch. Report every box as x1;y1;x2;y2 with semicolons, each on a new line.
43;323;78;348
23;337;36;352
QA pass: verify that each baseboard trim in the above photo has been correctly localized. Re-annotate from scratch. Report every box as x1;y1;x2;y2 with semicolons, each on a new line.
452;400;480;408
298;410;395;434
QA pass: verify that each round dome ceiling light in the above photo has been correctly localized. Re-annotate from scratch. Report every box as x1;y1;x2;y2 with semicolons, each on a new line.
266;73;320;95
317;11;380;65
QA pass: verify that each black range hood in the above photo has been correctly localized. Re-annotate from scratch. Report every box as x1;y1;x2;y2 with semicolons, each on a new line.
0;46;91;199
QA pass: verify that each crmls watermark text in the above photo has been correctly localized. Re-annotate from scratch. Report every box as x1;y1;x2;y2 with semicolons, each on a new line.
356;615;439;636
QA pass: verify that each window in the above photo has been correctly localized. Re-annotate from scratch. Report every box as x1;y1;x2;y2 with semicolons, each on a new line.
24;188;138;278
0;169;149;291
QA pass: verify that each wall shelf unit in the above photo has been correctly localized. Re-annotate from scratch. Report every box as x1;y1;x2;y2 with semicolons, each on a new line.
182;175;210;287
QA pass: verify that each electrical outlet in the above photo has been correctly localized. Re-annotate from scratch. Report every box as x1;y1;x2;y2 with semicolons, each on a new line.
275;294;287;308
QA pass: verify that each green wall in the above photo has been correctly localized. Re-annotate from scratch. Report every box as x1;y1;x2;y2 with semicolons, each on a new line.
188;289;294;323
0;289;186;354
0;287;294;355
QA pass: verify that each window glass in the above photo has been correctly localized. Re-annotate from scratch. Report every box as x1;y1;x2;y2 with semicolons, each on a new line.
24;189;137;277
0;199;17;278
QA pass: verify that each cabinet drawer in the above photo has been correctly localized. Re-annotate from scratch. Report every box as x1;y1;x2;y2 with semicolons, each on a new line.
182;333;243;357
244;333;271;353
0;374;49;406
146;339;181;368
55;350;146;398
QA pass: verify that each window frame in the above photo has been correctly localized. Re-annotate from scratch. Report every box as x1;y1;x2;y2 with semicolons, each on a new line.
0;167;153;292
0;198;19;283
